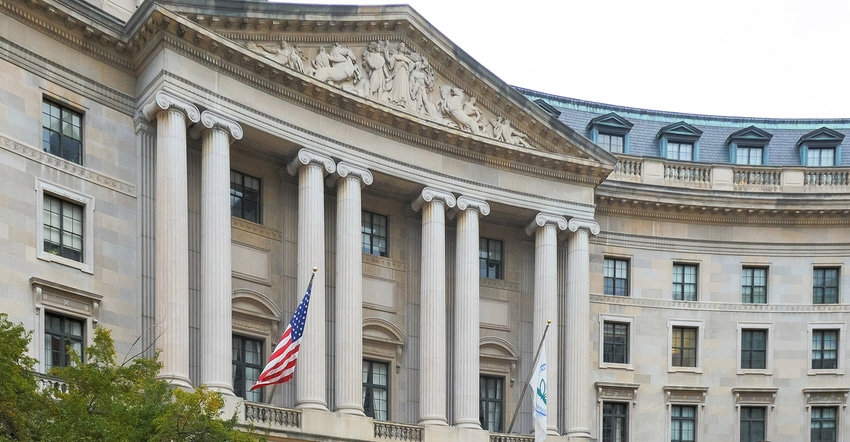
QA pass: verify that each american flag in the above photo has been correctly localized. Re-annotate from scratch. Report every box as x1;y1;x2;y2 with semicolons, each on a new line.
250;274;315;390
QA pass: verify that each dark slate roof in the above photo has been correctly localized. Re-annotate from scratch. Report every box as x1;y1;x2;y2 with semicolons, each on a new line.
517;87;850;166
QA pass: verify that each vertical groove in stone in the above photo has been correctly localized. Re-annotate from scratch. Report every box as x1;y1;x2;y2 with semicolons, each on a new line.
154;109;191;388
419;200;448;426
139;128;156;359
296;163;327;410
200;127;233;394
565;228;591;437
453;208;480;428
334;176;364;414
534;224;558;435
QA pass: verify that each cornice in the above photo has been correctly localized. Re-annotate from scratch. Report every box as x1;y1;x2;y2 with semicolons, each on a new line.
591;294;850;313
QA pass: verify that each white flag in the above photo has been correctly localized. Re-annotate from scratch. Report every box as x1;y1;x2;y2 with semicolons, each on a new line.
530;344;547;442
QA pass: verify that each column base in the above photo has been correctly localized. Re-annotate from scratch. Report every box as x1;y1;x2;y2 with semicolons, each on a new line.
202;382;235;396
418;416;449;427
454;418;481;429
334;404;365;416
564;427;592;439
296;399;329;411
157;374;192;390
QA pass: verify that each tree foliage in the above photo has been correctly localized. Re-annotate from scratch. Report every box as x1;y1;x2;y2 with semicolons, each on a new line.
0;314;264;441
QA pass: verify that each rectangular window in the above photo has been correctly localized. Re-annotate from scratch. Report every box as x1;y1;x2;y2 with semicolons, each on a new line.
599;133;625;154
230;170;261;223
673;264;698;301
670;405;696;442
741;329;767;370
604;258;629;297
672;326;697;367
667;142;693;161
811;406;837;442
43;194;84;262
232;335;264;402
603;322;629;364
742;267;767;304
362;211;388;257
44;312;84;372
736;146;763;165
739;406;766;442
813;268;839;304
479;238;503;279
479;375;504;432
812;329;839;370
363;360;389;421
808;148;835;167
42;99;82;164
602;402;628;442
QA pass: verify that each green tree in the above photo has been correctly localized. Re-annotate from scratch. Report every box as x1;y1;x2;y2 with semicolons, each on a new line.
0;314;49;441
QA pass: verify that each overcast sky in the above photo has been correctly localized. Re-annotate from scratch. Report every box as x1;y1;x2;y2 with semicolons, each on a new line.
273;0;850;119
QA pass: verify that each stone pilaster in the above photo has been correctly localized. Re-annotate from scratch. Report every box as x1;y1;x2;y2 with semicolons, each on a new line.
453;196;490;428
332;161;373;415
412;187;456;427
199;110;242;395
142;91;200;389
525;213;568;436
287;148;336;410
564;218;599;440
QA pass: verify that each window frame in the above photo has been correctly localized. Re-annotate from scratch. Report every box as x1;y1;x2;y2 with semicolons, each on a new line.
673;263;699;301
808;323;846;375
598;132;626;154
479;374;505;432
479;237;504;280
599;314;634;370
43;311;85;371
727;126;773;165
361;210;389;257
666;142;694;161
36;180;94;273
42;98;84;165
738;406;768;442
741;266;768;304
737;322;774;375
664;386;707;442
813;267;840;305
230;170;262;224
232;333;265;402
601;401;630;442
668;320;704;373
670;404;697;442
603;257;630;297
810;406;838;442
362;359;390;421
587;112;633;154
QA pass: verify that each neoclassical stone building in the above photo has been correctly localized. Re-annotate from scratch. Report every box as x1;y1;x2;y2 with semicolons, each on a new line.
1;0;847;441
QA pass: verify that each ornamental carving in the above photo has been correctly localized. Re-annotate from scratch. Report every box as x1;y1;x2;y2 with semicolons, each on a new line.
245;39;534;149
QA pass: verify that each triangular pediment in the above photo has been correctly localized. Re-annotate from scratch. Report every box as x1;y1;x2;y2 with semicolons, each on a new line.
657;121;703;140
797;127;845;147
726;125;773;146
587;112;634;133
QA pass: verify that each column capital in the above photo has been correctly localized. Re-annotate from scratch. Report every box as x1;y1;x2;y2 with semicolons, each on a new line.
411;187;456;212
287;148;336;176
525;212;568;236
200;110;243;142
456;195;490;216
142;91;200;124
568;217;600;236
333;161;373;187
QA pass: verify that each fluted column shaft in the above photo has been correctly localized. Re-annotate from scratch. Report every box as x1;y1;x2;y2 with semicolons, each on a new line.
412;187;456;426
288;149;335;410
565;219;599;439
333;162;373;415
143;92;199;389
199;110;242;395
526;213;567;436
453;196;490;428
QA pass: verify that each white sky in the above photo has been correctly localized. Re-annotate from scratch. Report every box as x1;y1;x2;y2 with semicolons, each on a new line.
273;0;850;119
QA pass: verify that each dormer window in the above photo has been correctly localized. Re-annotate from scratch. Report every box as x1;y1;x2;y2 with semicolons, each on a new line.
587;113;633;154
727;126;773;166
657;121;702;161
798;127;844;167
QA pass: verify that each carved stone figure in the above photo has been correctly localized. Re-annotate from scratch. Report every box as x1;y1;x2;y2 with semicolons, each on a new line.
311;43;361;93
246;40;306;74
491;117;530;147
439;86;482;135
409;57;437;117
383;42;414;109
361;41;387;99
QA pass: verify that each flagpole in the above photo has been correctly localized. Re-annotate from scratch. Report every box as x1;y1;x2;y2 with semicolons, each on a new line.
507;319;551;434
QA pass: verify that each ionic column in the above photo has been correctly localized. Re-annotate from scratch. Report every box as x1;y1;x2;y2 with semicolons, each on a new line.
199;110;243;395
331;162;373;415
411;187;456;426
524;213;567;436
564;218;599;439
453;196;490;428
287;149;336;410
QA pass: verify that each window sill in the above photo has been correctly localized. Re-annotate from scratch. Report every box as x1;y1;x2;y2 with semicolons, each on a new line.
808;370;844;376
37;252;93;274
668;366;703;374
600;363;634;371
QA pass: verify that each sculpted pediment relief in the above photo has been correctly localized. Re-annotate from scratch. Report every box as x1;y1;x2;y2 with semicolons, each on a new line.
243;38;533;149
